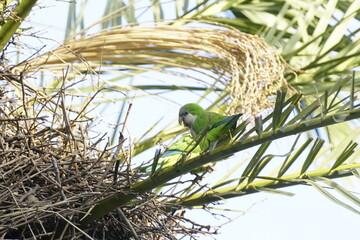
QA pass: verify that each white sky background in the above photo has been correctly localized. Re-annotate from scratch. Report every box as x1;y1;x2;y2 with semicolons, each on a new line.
16;1;360;239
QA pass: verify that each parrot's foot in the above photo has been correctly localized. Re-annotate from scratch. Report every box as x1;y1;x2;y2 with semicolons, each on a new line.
208;141;218;153
174;153;187;167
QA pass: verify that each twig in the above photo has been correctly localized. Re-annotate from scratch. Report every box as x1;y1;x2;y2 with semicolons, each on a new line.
18;184;39;202
114;103;133;184
58;68;80;169
49;211;94;240
116;208;140;240
0;116;47;121
19;70;31;147
97;133;125;187
52;156;67;200
113;132;126;182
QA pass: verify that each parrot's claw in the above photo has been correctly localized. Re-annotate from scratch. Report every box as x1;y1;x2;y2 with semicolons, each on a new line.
208;141;218;153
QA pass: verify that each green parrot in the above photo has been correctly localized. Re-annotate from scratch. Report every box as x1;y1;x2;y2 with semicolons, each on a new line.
178;103;243;152
138;104;242;175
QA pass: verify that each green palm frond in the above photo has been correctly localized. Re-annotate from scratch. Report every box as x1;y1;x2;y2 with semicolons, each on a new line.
81;75;360;224
195;0;360;92
0;0;38;53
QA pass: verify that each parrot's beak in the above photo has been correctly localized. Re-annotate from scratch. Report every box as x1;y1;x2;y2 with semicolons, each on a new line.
178;116;184;126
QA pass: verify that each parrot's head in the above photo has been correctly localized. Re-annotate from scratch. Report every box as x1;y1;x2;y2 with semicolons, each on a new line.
178;103;204;128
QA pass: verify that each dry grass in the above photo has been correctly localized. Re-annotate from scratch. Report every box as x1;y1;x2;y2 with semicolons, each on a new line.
15;23;293;115
0;70;215;239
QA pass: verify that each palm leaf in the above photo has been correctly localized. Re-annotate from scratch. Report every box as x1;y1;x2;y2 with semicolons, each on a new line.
81;85;360;223
0;0;38;52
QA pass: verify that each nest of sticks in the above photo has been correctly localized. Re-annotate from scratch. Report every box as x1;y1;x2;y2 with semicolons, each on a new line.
0;70;213;239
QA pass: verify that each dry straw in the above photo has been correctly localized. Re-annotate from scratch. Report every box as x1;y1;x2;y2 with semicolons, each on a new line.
17;24;292;115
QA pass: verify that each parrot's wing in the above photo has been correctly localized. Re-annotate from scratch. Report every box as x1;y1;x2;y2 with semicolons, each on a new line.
199;113;243;151
193;112;227;135
211;113;243;131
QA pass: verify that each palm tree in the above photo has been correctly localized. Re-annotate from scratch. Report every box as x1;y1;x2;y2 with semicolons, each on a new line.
1;0;359;239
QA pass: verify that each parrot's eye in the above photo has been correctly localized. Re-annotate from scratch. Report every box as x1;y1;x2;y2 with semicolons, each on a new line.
184;111;188;115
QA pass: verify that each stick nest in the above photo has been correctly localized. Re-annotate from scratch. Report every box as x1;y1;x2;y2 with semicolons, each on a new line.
0;71;212;239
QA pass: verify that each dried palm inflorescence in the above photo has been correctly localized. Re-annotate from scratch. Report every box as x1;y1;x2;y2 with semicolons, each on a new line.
0;70;214;239
16;23;293;115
